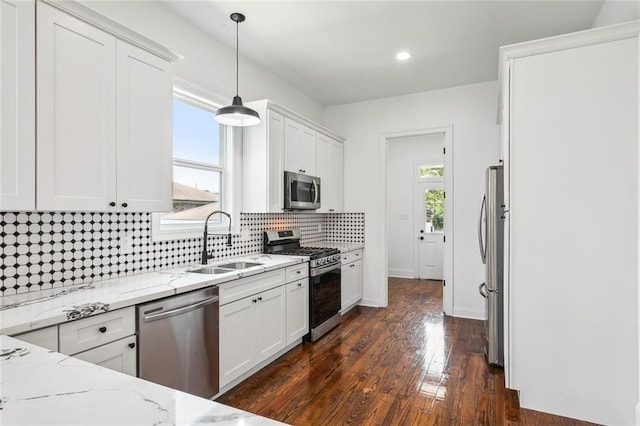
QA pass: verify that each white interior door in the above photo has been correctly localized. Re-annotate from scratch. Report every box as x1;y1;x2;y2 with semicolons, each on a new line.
417;181;444;280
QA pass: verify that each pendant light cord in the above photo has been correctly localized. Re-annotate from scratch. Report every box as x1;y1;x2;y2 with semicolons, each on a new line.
235;19;239;97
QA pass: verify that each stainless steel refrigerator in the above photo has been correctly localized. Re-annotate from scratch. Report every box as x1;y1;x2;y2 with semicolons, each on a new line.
478;165;504;367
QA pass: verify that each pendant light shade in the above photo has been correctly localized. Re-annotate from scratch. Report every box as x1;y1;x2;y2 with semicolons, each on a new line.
215;12;261;127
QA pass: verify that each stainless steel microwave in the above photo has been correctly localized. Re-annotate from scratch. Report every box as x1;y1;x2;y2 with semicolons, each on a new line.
284;171;321;210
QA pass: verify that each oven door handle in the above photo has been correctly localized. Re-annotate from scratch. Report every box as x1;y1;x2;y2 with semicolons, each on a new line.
311;262;341;276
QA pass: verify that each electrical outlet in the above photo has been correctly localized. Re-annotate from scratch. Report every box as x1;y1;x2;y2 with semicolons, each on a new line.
317;224;322;233
121;233;134;254
240;228;251;242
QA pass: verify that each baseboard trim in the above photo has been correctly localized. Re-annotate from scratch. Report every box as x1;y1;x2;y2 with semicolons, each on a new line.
452;308;485;320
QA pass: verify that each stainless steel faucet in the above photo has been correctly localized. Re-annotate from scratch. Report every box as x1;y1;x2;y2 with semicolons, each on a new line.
201;210;232;265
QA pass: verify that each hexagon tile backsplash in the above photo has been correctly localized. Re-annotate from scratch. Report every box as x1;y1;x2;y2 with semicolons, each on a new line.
0;211;364;296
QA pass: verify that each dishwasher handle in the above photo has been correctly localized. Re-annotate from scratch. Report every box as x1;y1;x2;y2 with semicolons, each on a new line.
143;295;219;323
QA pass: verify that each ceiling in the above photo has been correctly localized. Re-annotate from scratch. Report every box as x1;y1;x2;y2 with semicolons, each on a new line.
162;1;605;107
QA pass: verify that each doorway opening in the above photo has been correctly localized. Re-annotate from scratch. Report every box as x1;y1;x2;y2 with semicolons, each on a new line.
381;126;453;315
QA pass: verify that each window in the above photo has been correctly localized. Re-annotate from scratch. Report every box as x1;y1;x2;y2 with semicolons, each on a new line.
420;166;444;178
152;88;239;241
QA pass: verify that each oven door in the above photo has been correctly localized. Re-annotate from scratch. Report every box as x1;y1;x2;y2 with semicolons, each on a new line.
309;263;341;328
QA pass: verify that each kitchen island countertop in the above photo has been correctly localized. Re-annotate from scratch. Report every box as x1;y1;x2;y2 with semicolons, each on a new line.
0;335;286;425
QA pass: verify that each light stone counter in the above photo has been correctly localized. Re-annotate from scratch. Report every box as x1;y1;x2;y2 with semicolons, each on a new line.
0;335;286;425
304;242;364;252
0;255;305;336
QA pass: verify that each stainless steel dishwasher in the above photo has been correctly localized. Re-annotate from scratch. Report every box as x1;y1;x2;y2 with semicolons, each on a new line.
137;286;219;399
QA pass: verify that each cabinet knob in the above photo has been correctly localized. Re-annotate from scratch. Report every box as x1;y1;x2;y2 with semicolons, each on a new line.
109;202;116;207
258;296;263;302
252;299;257;303
128;342;136;349
297;270;301;274
98;326;107;333
121;202;128;208
298;283;302;287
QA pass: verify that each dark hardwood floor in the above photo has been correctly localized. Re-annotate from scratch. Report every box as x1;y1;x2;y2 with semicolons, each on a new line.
217;278;596;425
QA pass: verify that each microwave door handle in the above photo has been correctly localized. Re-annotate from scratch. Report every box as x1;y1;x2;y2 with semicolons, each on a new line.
312;180;319;205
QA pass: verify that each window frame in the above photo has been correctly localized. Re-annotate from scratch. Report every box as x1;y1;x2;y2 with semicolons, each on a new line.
151;85;241;242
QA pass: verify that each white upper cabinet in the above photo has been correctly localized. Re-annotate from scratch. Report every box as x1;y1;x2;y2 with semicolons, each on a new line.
316;133;344;213
36;2;174;212
37;2;117;211
243;100;345;213
243;108;285;213
284;118;316;176
0;0;35;211
116;41;172;211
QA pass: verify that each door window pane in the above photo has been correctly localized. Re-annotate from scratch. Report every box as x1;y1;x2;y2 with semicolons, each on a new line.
425;189;444;232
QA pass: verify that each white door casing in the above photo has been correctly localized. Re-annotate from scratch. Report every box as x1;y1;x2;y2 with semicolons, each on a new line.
381;125;454;314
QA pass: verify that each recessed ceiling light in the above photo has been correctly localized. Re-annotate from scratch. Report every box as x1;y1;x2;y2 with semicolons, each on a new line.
396;51;411;61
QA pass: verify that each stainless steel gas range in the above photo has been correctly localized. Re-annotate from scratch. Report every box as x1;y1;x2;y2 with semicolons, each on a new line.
264;229;341;342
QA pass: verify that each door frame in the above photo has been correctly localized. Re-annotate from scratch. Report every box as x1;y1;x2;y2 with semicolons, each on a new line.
379;125;454;315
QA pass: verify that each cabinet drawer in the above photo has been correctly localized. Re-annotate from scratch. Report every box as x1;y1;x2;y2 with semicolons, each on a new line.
341;249;363;265
73;335;137;376
219;269;286;306
285;263;308;282
59;307;135;355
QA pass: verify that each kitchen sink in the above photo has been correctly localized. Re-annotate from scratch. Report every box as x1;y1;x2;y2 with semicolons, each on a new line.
215;262;262;270
189;267;233;275
188;261;262;275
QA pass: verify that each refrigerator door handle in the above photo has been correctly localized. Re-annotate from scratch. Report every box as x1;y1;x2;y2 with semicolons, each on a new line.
479;282;488;298
478;193;487;263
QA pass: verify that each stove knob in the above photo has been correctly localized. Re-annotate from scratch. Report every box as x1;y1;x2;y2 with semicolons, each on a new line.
333;254;341;262
317;258;325;266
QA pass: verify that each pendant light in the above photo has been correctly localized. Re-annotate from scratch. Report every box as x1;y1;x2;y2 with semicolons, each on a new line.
215;12;261;127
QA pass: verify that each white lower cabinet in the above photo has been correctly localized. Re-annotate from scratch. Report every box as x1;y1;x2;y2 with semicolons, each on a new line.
220;285;286;388
58;307;137;376
73;335;137;376
341;249;363;313
285;279;309;345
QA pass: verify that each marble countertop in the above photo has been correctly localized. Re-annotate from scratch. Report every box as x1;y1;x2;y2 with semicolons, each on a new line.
0;254;305;336
0;335;286;425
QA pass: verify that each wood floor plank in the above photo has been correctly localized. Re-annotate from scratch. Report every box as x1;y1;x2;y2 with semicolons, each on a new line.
217;278;597;425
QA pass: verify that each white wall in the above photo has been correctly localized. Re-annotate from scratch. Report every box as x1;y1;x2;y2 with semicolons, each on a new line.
325;81;500;317
592;0;640;27
387;134;444;278
83;1;325;123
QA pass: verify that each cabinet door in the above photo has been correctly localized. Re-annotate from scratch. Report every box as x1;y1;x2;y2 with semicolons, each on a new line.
284;118;316;175
73;335;137;376
351;260;363;306
116;40;172;211
219;297;254;387
254;285;286;364
316;133;343;212
341;263;353;312
0;0;35;211
286;279;309;345
267;111;285;212
37;2;117;211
